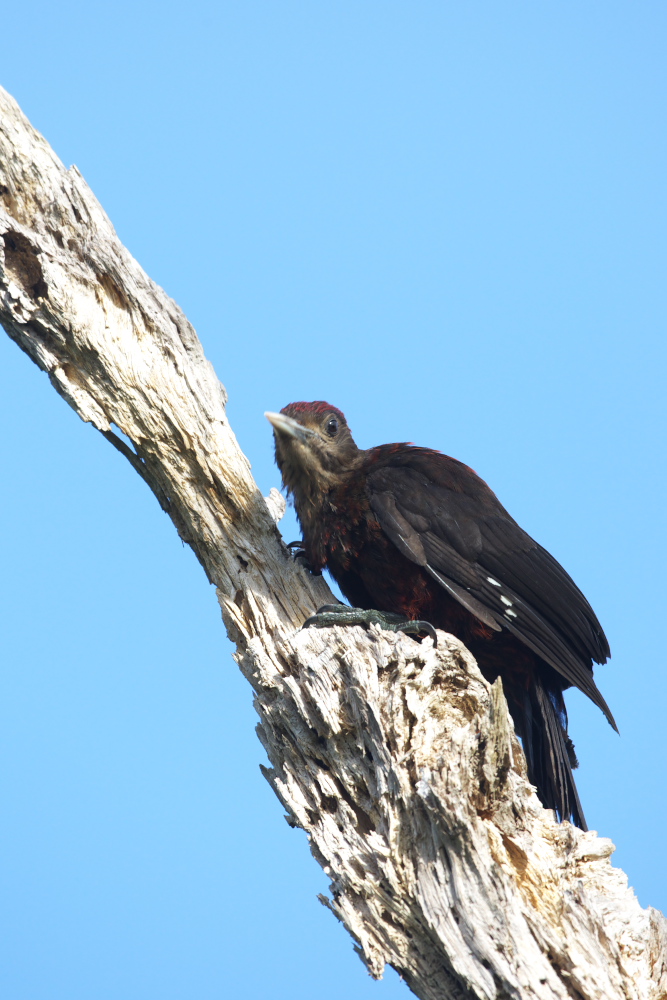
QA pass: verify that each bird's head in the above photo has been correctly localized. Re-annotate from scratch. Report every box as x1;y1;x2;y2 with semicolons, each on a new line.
266;401;360;501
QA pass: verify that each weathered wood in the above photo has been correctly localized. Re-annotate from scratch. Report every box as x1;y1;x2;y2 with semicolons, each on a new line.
1;85;665;1000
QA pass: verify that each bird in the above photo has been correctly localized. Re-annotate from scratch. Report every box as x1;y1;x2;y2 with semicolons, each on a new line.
266;401;616;830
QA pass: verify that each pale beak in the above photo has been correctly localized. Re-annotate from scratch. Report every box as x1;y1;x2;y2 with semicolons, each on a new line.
265;411;316;444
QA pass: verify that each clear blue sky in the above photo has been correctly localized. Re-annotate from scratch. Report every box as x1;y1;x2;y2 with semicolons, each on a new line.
1;4;665;998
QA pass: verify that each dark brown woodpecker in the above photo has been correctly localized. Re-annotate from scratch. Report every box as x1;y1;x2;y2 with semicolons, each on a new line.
266;401;616;830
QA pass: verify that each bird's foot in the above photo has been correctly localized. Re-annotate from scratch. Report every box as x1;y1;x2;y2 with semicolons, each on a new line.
302;605;437;646
286;540;321;576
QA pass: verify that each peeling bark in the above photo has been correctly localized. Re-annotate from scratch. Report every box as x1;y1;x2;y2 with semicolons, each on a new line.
1;85;665;1000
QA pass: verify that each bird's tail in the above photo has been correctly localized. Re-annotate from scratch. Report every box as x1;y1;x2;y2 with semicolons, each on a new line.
513;676;587;830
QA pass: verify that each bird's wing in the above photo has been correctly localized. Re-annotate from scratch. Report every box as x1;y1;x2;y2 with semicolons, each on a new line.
367;457;616;729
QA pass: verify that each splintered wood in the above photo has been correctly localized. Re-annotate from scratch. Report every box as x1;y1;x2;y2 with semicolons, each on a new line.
1;85;665;1000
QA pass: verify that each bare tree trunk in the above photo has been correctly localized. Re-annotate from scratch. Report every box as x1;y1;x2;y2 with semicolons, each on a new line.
1;85;665;1000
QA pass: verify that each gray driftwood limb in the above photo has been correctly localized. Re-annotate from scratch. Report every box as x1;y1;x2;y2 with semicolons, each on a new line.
1;85;665;1000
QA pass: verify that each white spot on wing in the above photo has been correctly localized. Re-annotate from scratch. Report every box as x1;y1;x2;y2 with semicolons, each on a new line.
487;577;501;586
500;596;513;606
505;609;517;618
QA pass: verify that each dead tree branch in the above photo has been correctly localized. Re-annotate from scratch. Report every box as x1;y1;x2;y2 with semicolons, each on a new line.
1;85;665;1000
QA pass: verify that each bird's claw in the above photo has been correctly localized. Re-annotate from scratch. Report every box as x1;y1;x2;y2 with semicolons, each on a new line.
286;540;321;575
302;606;437;647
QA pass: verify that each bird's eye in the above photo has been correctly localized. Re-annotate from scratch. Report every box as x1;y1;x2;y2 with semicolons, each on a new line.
325;417;339;437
